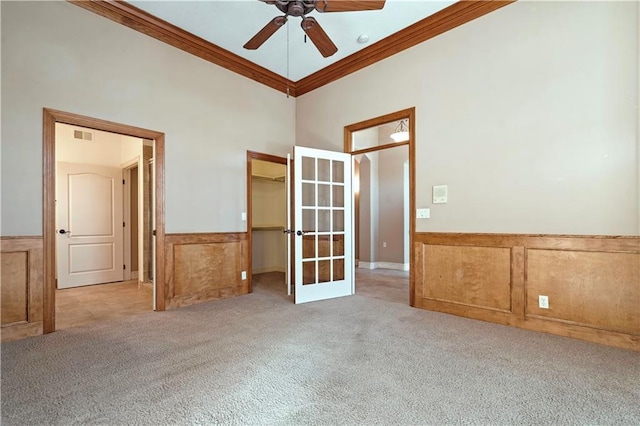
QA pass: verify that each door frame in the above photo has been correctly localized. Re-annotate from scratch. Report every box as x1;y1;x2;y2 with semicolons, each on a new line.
122;157;141;282
343;107;416;306
246;151;288;293
43;108;166;333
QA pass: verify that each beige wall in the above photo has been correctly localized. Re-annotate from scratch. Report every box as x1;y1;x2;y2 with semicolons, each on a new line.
56;123;142;167
2;2;638;238
1;1;295;236
297;1;639;236
377;146;408;264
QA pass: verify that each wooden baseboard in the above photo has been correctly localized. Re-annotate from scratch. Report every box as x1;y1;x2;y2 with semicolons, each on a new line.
414;233;640;351
1;321;44;343
359;262;409;271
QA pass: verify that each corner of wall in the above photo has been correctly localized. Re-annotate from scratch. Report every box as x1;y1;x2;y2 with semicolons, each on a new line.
637;1;640;235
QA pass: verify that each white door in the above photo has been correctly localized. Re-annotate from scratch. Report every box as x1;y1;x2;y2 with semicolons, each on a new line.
56;162;124;289
150;157;156;310
294;146;353;303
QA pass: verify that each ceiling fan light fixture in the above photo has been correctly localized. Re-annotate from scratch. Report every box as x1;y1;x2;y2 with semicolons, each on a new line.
390;120;409;142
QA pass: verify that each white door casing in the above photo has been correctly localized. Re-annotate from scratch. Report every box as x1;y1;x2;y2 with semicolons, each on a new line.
56;162;124;289
150;156;157;310
286;153;292;296
294;146;353;303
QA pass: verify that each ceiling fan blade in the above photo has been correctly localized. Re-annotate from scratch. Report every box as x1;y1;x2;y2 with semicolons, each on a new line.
315;0;386;13
243;16;287;50
301;17;338;58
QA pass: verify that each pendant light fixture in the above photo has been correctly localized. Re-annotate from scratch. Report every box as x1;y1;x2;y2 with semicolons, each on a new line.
390;120;409;142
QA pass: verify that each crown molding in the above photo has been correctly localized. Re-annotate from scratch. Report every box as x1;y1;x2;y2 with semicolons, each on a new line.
69;1;514;98
295;0;515;96
69;0;296;96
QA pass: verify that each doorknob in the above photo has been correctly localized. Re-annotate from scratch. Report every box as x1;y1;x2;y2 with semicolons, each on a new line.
58;229;68;234
296;230;307;236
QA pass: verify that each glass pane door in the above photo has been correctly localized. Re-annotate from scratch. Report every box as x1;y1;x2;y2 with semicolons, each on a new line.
294;146;352;304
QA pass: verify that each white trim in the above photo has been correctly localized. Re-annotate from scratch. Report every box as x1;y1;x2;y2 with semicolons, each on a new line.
151;146;157;311
358;261;376;270
121;157;140;169
131;271;139;280
358;262;409;271
122;156;142;283
377;262;409;271
286;153;292;296
122;167;132;281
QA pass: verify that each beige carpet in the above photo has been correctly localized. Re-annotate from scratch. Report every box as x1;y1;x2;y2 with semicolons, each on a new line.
1;271;639;425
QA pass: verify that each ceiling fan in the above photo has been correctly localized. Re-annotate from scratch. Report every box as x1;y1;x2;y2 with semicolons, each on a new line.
244;0;386;58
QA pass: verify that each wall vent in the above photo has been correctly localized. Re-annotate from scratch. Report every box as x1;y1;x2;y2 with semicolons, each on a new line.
73;129;93;141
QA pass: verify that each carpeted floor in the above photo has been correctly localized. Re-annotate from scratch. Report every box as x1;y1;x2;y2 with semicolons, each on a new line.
1;270;639;425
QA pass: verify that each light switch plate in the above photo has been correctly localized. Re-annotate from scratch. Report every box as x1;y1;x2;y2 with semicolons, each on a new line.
241;212;247;221
416;208;430;219
241;271;247;280
433;185;448;204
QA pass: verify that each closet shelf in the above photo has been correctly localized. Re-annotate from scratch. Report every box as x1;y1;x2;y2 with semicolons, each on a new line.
252;174;285;182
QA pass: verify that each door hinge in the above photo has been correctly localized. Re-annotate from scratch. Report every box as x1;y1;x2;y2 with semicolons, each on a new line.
123;264;126;270
123;179;125;185
123;222;126;227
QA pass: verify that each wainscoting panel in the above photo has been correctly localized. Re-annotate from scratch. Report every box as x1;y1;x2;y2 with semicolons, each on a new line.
414;233;640;350
1;237;44;342
421;245;511;312
165;233;249;309
526;249;640;335
2;252;28;324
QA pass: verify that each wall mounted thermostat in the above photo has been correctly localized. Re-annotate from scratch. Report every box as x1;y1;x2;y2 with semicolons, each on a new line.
433;185;448;204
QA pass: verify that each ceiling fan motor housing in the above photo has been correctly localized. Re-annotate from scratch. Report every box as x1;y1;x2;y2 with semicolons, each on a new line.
275;1;316;17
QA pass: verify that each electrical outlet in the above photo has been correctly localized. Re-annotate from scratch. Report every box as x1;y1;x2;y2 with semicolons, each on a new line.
538;295;549;309
383;242;387;248
241;271;247;280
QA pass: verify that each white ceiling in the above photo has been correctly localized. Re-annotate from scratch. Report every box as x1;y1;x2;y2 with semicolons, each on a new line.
130;0;455;81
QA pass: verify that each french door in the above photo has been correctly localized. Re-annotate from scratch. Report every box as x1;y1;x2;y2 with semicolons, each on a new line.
292;146;353;303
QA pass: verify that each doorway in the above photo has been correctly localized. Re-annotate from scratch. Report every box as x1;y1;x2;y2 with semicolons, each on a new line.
246;151;289;298
344;108;416;306
53;123;155;329
247;148;355;305
43;108;166;333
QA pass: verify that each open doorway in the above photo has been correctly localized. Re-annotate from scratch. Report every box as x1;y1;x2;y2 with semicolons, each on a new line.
344;108;416;306
43;108;166;334
53;123;154;330
246;151;291;300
